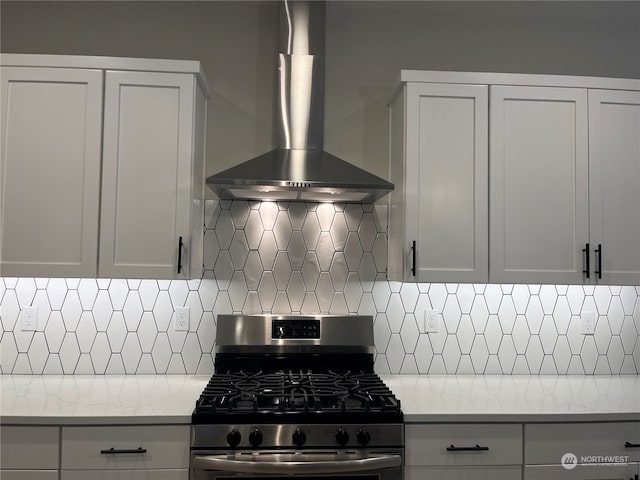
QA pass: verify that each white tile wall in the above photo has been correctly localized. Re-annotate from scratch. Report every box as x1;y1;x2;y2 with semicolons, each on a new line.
0;199;639;375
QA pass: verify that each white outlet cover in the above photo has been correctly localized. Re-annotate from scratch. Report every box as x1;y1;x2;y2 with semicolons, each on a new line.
20;306;38;331
174;306;190;331
424;309;439;333
581;311;596;335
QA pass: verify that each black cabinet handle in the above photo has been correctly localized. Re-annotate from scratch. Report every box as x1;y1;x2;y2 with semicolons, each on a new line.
410;240;416;277
446;444;489;452
177;236;184;274
595;243;602;279
100;447;147;455
625;441;640;448
582;243;590;279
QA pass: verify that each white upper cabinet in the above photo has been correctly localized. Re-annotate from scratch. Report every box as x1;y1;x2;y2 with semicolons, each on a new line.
0;66;103;277
0;54;208;279
388;71;639;285
588;89;640;285
388;82;488;283
99;70;205;279
489;86;590;284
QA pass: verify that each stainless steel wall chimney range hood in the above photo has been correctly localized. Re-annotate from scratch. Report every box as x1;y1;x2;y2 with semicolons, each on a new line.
206;1;394;203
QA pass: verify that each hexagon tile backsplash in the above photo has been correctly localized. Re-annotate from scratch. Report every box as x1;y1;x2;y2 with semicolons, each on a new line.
1;200;639;375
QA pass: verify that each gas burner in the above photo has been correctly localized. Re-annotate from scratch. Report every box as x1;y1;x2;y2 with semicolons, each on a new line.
193;369;401;424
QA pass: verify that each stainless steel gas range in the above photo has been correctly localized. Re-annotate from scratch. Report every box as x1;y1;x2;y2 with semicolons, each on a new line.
190;314;404;479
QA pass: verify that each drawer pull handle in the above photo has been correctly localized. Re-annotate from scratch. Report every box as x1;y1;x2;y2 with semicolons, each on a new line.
447;444;489;452
100;447;147;455
625;442;640;448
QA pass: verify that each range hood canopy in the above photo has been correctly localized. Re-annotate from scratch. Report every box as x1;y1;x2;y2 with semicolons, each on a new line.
206;0;393;203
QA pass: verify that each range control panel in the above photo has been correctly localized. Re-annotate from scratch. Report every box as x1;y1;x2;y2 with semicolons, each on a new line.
272;319;320;339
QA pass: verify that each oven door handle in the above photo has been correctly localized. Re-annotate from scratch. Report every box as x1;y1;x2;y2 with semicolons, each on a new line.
192;453;402;475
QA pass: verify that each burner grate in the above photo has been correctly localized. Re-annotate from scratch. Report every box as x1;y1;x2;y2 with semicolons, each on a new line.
192;370;402;424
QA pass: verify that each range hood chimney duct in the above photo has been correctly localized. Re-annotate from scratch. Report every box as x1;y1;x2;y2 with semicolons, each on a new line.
206;0;394;203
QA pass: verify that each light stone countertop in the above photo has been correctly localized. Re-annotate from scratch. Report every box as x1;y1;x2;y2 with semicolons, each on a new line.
382;374;640;422
1;375;638;425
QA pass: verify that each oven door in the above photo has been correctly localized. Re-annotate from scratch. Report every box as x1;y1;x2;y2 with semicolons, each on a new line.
191;449;403;480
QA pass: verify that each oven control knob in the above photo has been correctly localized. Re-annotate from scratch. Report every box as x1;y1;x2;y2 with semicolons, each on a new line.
226;429;241;448
292;428;306;447
356;428;371;446
335;428;350;446
249;428;263;448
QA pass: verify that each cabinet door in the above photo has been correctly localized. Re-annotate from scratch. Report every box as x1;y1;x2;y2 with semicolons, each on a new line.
525;464;637;480
588;89;640;285
100;71;195;279
405;423;522;467
0;425;59;470
525;422;640;464
1;472;59;480
490;86;589;284
61;425;190;470
404;83;489;283
0;66;103;277
406;466;522;480
62;470;188;480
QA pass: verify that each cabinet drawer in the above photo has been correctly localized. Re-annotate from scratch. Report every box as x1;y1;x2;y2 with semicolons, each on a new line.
525;422;640;464
406;466;522;480
525;464;638;480
0;426;59;469
406;424;522;466
0;472;58;480
62;469;189;480
61;425;190;470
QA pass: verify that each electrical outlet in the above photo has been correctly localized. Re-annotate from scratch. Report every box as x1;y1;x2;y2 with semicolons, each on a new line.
20;306;38;331
174;306;190;331
581;311;596;335
424;309;439;333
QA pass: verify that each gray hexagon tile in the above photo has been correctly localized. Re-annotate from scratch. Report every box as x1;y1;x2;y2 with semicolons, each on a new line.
257;272;277;312
315;273;334;313
456;315;474;354
470;336;489;373
498;296;516;334
153;291;173;332
76;312;97;353
1;290;19;331
258;232;278;271
302;213;321;250
344;273;363;313
16;279;36;306
46;278;67;310
442;295;462;334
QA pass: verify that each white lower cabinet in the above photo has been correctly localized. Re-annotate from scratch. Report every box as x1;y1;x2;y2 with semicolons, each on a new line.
524;464;637;480
0;426;59;479
1;472;59;480
406;466;522;480
525;422;640;480
405;424;523;479
62;470;188;480
61;425;190;479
